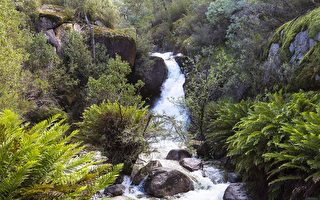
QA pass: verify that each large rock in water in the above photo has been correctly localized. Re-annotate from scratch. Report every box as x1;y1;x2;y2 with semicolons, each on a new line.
179;158;203;171
132;160;162;185
104;184;126;197
166;149;192;161
144;167;194;197
134;56;168;104
223;183;249;200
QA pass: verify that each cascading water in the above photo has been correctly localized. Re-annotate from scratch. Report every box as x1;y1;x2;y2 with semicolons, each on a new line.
121;52;229;200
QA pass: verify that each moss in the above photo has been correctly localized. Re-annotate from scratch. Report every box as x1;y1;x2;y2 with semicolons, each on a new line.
265;7;320;62
294;42;320;90
93;26;136;41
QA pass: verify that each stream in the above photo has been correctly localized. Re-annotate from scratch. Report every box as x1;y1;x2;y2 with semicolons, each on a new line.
120;52;229;200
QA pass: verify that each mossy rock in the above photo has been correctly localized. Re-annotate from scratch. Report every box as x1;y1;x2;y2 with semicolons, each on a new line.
93;26;136;41
92;26;137;66
37;4;73;26
266;7;320;61
263;7;320;90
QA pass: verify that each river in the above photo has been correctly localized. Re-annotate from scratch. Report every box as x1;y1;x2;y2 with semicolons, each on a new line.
121;52;229;200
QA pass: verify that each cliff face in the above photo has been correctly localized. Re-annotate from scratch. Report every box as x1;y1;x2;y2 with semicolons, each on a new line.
263;7;320;90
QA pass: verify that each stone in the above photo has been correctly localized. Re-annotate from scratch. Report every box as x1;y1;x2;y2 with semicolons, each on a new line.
104;184;126;197
93;26;137;66
289;31;314;64
166;149;192;161
179;158;203;172
45;29;61;52
223;183;249;200
36;4;71;31
134;56;168;104
132;160;162;185
144;167;194;197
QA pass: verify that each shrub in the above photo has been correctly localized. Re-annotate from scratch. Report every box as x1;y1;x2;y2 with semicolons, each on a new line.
226;91;320;198
206;0;245;25
0;110;122;199
79;102;149;174
87;56;144;106
204;99;252;159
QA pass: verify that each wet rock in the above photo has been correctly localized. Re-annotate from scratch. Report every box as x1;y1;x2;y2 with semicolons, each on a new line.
134;56;168;104
179;158;203;172
226;172;242;183
104;184;126;197
132;160;162;185
166;149;192;161
223;183;249;200
144;167;194;197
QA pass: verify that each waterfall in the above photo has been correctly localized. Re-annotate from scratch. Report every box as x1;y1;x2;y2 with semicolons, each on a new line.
120;52;229;200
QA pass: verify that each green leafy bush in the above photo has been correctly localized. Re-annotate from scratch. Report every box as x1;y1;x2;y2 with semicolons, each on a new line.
226;91;320;198
87;55;144;106
204;99;252;159
79;102;149;174
0;110;122;199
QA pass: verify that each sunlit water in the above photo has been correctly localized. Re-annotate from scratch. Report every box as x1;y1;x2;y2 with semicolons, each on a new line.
120;52;229;199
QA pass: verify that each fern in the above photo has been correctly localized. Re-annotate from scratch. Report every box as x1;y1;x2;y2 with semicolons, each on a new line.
0;110;121;200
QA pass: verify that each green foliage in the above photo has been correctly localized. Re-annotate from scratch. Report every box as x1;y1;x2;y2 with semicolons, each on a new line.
64;0;120;27
87;55;144;106
264;107;320;197
204;100;252;158
0;110;122;199
26;33;61;73
79;102;149;174
222;91;320;199
206;0;245;25
0;0;33;113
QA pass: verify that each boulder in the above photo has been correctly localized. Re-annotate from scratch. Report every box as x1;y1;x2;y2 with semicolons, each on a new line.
37;4;71;31
179;158;203;172
104;184;126;197
134;56;168;104
166;149;192;161
132;160;162;185
93;26;137;66
223;183;249;200
144;167;194;197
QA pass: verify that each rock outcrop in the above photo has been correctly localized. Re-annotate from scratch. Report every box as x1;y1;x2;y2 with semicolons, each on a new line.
94;26;137;66
144;167;194;197
223;183;249;200
36;4;137;66
263;7;320;90
166;149;192;161
134;56;168;104
179;158;203;172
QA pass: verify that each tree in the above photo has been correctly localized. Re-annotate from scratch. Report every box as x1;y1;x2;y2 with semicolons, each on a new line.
0;0;31;113
87;55;144;106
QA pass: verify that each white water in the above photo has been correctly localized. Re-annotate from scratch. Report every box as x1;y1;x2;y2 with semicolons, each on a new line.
120;52;229;200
